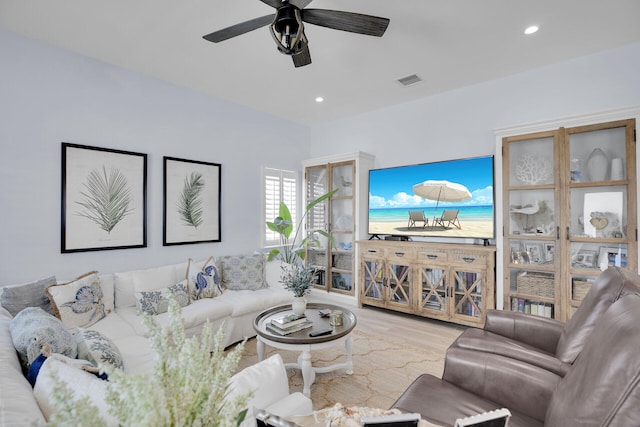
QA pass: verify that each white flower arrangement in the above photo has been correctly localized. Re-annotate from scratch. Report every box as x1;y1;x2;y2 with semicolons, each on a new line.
48;298;250;427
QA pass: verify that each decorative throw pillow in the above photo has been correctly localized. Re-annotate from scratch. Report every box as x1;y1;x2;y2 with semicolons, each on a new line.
76;328;124;372
219;254;266;291
0;275;57;317
186;257;222;300
9;307;77;369
135;280;190;315
46;271;106;329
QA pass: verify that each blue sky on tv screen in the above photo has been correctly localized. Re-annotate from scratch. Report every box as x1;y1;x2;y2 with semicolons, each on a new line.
369;156;494;209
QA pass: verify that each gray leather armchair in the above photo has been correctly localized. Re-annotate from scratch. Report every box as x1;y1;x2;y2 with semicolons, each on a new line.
392;292;640;427
448;267;640;376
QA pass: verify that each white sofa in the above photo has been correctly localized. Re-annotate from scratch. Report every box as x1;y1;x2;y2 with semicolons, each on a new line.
0;255;310;426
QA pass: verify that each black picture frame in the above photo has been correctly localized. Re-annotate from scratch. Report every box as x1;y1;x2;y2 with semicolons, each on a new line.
163;156;221;246
61;143;147;253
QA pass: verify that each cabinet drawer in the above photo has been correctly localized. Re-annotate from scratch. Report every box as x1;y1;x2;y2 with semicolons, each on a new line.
385;249;412;263
416;250;448;262
451;251;487;266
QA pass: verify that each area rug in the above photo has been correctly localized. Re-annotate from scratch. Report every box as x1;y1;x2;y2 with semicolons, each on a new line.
234;329;446;410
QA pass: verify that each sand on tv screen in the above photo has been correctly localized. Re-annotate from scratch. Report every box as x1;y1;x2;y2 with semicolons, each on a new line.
368;156;495;239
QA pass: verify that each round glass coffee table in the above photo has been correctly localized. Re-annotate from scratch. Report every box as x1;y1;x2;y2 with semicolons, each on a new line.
253;303;357;397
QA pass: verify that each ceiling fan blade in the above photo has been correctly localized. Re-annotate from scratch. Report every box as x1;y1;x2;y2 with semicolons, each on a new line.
292;44;312;67
259;0;282;8
290;0;313;9
203;14;275;43
301;9;389;37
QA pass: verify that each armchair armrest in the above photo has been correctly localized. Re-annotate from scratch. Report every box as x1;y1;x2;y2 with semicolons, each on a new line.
484;309;565;354
442;347;561;422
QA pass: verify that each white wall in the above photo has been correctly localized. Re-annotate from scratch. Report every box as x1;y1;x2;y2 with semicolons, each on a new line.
0;29;309;284
309;42;640;166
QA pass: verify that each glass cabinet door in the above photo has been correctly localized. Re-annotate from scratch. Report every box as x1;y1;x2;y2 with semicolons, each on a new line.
564;120;637;315
451;269;484;320
416;264;447;314
503;131;560;319
361;257;385;302
305;161;356;295
386;259;412;309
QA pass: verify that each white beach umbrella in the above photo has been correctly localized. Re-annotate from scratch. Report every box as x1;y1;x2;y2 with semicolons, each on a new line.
412;180;472;211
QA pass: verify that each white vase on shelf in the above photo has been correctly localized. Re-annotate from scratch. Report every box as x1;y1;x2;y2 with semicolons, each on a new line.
586;148;609;181
611;158;624;180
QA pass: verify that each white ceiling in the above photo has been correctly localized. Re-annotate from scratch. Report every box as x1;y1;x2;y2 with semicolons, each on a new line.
2;0;640;125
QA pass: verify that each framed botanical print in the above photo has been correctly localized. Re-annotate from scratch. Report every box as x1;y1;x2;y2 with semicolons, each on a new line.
61;143;147;253
163;156;221;245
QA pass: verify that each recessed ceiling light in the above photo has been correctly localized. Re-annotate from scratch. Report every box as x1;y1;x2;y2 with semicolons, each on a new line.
315;97;324;103
524;25;539;35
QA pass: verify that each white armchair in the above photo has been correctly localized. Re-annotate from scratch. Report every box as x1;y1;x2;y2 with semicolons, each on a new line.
228;353;313;427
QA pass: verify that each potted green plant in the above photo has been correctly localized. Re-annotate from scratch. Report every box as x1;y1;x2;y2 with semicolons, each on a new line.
266;188;338;265
266;188;338;313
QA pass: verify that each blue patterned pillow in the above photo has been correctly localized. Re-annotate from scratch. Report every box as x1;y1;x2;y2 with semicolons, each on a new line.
135;280;190;315
186;257;222;300
46;271;106;329
76;328;123;372
219;254;266;290
10;307;77;369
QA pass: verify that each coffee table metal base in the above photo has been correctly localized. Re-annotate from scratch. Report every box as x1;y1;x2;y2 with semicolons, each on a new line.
257;334;354;398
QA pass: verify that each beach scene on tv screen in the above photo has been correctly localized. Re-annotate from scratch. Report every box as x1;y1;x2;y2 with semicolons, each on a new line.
369;156;495;239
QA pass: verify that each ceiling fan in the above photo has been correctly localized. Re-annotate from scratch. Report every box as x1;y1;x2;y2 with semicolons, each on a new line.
203;0;390;68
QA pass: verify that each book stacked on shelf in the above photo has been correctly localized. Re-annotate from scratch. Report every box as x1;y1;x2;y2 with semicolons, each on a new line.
266;313;313;335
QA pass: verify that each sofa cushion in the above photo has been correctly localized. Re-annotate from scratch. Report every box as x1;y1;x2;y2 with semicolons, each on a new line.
0;275;57;317
117;298;234;337
135;280;190;315
114;261;189;309
219;254;266;290
46;271;106;329
10;307;77;368
186;257;222;300
76;328;124;372
0;307;46;426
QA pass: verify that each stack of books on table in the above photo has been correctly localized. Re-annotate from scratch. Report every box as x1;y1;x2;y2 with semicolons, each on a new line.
266;313;313;335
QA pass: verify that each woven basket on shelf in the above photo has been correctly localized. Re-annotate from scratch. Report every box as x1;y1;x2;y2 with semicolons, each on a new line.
516;272;555;298
572;279;592;301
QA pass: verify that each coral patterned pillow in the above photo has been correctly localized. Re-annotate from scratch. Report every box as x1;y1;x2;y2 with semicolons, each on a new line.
135;280;190;315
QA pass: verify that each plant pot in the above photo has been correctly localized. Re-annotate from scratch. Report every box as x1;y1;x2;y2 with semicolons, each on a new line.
292;296;307;315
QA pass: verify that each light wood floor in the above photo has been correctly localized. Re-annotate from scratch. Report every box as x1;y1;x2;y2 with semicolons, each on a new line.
345;305;466;355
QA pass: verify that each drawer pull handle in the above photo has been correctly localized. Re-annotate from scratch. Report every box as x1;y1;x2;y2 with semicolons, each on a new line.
395;252;405;257
462;257;475;263
367;249;378;253
427;254;437;260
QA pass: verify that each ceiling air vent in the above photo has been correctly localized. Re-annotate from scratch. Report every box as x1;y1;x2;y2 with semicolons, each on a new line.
396;74;423;87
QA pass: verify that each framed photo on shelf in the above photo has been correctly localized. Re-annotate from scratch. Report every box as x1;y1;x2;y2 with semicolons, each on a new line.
598;246;628;270
572;249;597;268
511;250;530;265
525;243;544;264
61;143;147;253
163;156;221;246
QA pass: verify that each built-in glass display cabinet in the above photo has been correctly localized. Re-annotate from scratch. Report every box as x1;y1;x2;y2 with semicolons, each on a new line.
302;152;374;296
502;119;637;320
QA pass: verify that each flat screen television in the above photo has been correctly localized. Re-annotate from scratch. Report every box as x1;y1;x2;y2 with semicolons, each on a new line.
368;155;495;240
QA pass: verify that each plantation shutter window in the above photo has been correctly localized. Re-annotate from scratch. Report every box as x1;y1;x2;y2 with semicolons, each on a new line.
263;168;298;248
